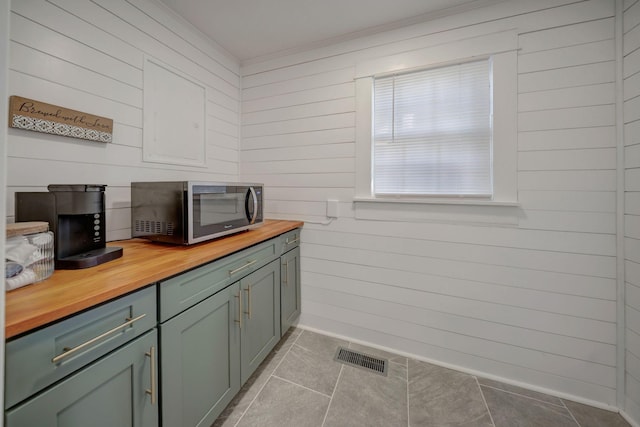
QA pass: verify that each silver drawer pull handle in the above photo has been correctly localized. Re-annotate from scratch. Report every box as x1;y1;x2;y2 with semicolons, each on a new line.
286;237;300;245
51;313;147;364
283;261;289;286
244;286;252;319
145;346;156;405
228;259;257;276
234;292;242;329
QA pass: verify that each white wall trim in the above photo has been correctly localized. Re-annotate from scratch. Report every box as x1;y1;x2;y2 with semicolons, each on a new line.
622;410;640;427
354;76;373;197
616;0;627;411
0;0;9;423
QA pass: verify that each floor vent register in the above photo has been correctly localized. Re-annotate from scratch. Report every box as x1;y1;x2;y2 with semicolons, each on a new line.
333;347;388;376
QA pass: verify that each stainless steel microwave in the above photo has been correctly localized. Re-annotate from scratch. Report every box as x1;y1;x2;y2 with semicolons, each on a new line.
131;181;264;245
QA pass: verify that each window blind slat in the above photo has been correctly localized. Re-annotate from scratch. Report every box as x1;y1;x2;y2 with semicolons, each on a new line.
373;59;492;196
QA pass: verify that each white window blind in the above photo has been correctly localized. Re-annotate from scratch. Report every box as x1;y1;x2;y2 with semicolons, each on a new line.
373;59;492;196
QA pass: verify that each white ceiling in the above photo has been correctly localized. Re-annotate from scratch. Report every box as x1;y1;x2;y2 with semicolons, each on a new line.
157;0;500;62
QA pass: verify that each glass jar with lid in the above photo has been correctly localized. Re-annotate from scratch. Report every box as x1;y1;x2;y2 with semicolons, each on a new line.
5;221;54;290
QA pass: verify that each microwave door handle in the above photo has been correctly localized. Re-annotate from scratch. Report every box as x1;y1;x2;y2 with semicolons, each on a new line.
246;187;258;224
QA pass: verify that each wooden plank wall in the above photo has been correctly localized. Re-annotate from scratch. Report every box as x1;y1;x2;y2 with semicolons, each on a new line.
240;0;620;406
0;0;10;415
625;0;640;421
5;0;241;240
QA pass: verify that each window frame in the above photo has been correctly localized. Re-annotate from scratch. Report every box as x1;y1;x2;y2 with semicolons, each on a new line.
355;30;518;207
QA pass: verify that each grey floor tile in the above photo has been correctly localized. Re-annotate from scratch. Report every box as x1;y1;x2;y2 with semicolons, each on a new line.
481;385;578;427
211;352;278;427
408;360;493;427
296;329;348;358
279;327;303;349
562;399;631;427
274;330;348;396
323;361;408;427
264;327;303;369
235;376;330;427
477;377;563;406
212;407;240;427
213;328;302;426
214;329;631;427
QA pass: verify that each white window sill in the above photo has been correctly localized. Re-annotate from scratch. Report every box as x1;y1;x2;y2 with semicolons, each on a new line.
354;197;520;207
353;196;521;226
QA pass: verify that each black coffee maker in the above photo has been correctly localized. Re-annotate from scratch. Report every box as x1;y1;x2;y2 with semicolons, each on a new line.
15;184;123;269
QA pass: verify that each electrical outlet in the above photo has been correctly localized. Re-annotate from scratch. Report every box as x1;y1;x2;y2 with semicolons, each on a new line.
326;199;339;218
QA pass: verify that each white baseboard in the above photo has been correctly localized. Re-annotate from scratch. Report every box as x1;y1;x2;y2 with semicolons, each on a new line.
621;410;640;427
296;323;622;415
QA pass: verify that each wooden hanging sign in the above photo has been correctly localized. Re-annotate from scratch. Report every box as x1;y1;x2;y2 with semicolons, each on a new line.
8;96;113;143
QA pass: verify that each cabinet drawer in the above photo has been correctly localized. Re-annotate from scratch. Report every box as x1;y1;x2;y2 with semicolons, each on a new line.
6;329;158;427
280;228;301;254
159;237;279;322
5;285;157;409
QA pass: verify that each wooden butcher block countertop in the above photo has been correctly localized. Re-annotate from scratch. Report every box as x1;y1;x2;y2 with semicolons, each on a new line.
5;219;303;339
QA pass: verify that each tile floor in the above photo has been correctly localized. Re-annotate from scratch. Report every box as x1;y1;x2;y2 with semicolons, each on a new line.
213;328;631;427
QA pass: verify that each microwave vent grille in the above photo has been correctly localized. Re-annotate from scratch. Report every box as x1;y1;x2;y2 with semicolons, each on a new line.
135;219;174;236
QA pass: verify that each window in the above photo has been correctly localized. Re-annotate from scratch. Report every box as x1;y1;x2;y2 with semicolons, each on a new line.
354;29;518;210
373;60;492;197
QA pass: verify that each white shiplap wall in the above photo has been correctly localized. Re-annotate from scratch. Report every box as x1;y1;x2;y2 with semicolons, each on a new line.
240;0;620;406
625;0;640;422
6;0;241;240
0;0;9;423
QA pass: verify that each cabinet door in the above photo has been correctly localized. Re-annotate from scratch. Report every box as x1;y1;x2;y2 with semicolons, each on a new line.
5;286;156;410
281;246;301;336
160;283;240;427
240;259;281;384
6;330;158;427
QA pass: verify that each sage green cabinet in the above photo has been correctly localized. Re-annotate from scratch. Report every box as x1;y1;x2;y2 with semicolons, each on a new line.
4;286;158;427
239;259;281;384
281;246;301;337
160;260;281;427
158;238;280;322
6;329;158;427
5;286;157;410
5;227;301;427
160;283;240;427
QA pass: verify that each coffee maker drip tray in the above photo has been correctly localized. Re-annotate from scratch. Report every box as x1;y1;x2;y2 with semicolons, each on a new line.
55;246;123;270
